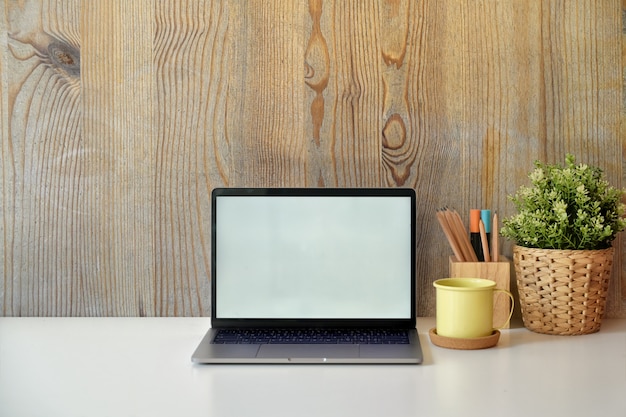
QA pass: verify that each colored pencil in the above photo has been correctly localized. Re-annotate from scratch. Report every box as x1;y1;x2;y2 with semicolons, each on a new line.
479;219;491;262
491;212;499;262
436;209;465;262
436;208;478;262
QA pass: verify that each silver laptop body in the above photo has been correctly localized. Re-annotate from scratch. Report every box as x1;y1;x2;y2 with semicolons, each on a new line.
192;188;423;364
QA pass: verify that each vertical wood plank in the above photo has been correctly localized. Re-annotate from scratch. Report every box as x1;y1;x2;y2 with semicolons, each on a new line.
227;0;308;187
0;0;8;314
3;0;82;315
81;0;155;315
330;1;383;187
153;0;228;316
304;0;334;186
614;0;626;306
379;0;419;188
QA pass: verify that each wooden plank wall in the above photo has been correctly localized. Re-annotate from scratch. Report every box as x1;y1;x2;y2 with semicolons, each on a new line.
1;0;625;317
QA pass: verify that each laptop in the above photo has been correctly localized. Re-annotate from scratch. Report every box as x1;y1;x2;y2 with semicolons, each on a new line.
192;187;423;364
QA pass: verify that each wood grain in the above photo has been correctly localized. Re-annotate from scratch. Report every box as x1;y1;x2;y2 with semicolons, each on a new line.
1;0;625;317
152;0;227;315
620;0;626;305
3;0;83;315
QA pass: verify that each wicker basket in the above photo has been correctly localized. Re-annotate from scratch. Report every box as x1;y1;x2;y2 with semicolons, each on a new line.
513;245;614;335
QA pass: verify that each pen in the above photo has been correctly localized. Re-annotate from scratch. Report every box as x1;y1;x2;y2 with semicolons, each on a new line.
470;209;484;261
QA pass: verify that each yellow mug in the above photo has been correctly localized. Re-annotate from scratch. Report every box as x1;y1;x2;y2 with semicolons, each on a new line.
433;278;514;339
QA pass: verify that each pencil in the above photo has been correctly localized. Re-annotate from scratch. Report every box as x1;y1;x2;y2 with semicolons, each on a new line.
491;213;499;262
448;209;479;262
479;219;491;262
436;209;465;262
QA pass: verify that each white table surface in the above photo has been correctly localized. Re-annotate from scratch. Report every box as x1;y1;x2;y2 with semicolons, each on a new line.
1;317;625;417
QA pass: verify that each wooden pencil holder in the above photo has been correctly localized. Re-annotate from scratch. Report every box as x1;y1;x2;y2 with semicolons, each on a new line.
448;256;512;329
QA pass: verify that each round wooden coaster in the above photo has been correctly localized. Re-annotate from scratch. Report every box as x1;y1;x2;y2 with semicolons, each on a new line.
429;328;500;350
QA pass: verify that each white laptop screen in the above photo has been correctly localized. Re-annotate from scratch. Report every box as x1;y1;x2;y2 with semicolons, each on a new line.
213;191;414;320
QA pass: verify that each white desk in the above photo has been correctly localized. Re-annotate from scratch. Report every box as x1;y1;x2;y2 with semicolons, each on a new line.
1;317;625;417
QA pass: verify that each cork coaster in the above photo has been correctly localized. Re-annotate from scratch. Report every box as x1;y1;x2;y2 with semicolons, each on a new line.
429;328;500;350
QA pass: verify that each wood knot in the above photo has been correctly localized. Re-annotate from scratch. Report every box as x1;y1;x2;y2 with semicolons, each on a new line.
382;114;407;150
304;35;330;92
48;42;80;77
304;62;315;79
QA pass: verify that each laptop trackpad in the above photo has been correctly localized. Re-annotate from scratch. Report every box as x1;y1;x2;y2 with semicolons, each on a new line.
257;344;359;360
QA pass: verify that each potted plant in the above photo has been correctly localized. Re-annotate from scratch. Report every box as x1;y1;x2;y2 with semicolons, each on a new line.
501;154;626;335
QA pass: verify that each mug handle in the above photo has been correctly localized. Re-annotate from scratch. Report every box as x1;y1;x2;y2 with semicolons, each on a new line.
493;289;515;330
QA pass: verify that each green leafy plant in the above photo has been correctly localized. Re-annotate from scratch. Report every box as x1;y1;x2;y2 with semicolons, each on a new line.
501;154;626;250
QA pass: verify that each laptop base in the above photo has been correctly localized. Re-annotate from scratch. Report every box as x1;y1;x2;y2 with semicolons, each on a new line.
192;328;422;364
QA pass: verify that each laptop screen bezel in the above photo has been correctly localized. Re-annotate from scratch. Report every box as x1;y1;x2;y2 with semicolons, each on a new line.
210;187;417;329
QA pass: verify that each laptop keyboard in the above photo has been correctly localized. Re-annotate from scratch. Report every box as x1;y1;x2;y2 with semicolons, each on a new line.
212;328;410;345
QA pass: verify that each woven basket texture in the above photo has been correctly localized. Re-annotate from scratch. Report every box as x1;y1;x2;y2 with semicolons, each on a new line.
513;245;614;335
